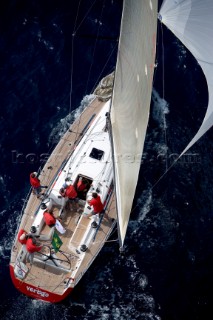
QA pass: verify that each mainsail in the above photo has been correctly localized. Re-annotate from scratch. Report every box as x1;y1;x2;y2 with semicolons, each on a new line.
159;0;213;155
110;0;158;246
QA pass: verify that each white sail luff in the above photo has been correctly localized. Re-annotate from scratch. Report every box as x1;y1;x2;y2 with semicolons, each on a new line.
160;0;213;155
111;0;158;246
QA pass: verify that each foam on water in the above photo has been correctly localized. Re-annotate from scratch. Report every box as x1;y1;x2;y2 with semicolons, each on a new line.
142;89;170;168
152;89;169;129
1;293;161;320
137;187;153;221
0;207;22;259
48;94;95;145
175;39;188;69
1;296;58;320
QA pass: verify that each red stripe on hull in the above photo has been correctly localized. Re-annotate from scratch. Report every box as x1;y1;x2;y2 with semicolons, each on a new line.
10;265;73;303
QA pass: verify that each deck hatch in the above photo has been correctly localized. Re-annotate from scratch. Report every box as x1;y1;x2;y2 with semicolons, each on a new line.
89;148;104;160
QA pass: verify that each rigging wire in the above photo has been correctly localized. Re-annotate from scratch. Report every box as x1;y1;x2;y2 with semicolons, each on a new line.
160;19;168;172
69;0;99;116
73;0;98;35
69;0;82;116
84;0;106;96
69;0;114;148
90;42;117;93
151;20;179;188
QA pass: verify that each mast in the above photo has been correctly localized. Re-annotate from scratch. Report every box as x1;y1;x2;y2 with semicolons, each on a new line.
107;109;124;251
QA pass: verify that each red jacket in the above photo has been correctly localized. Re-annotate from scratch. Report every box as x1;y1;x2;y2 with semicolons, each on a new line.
65;185;77;199
26;238;42;253
88;195;104;213
43;211;56;226
77;180;87;191
30;175;40;188
18;229;27;245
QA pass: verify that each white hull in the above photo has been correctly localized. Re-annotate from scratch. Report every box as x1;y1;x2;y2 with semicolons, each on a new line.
10;97;117;302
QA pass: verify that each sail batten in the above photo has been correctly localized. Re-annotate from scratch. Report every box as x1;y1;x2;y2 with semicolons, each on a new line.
160;0;213;155
111;0;158;246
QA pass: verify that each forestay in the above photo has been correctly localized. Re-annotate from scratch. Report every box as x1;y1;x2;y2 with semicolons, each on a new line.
160;0;213;155
110;0;158;246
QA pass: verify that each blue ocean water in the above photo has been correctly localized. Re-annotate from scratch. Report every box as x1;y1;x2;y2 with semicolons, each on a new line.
0;1;212;319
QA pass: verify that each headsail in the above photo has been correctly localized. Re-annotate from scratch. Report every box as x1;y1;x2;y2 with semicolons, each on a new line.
110;0;158;247
159;0;213;155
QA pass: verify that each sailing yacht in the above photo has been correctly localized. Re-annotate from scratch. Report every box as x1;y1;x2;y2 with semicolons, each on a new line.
10;0;213;302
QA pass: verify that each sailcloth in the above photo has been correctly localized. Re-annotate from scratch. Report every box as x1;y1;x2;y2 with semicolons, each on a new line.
110;0;158;246
159;0;213;155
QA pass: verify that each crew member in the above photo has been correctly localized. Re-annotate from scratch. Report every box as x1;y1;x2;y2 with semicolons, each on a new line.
43;210;56;227
87;192;104;218
26;236;42;265
76;177;88;198
60;184;77;200
59;183;78;216
30;172;48;198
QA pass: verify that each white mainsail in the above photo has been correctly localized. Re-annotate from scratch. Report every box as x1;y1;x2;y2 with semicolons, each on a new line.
159;0;213;155
110;0;158;246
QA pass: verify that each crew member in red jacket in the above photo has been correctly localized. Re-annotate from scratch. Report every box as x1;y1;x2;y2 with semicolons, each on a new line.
26;236;42;265
30;172;48;198
59;183;78;216
60;184;77;200
76;177;89;199
43;210;56;227
87;192;104;218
